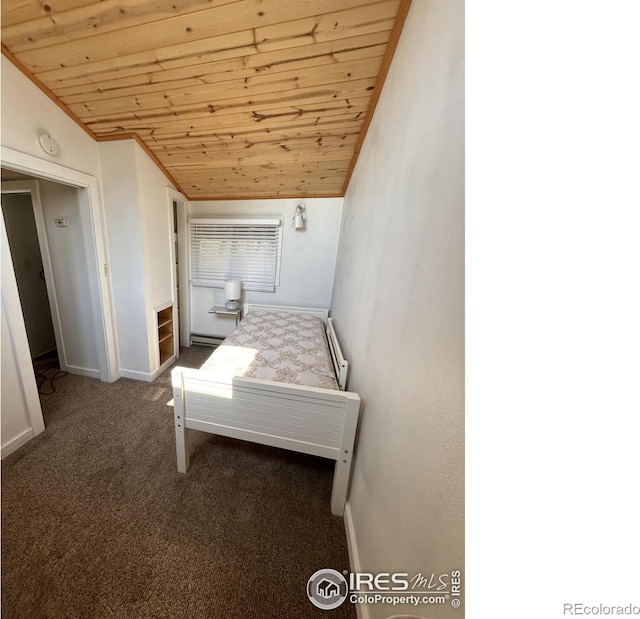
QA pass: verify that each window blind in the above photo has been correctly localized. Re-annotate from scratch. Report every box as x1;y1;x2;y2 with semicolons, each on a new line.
190;218;282;292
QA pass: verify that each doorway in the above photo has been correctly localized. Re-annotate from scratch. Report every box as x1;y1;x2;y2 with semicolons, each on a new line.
2;146;119;384
173;199;180;346
1;192;57;361
1;190;65;396
1;172;108;382
169;189;189;347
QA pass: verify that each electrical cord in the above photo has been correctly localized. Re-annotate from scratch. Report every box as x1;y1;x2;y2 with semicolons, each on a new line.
34;367;68;395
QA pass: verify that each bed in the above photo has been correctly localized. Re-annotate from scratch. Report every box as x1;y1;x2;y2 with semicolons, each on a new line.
171;304;361;516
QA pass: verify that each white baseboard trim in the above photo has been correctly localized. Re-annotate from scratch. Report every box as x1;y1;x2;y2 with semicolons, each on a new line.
120;356;176;382
344;501;370;619
104;369;121;383
1;428;34;459
120;368;154;382
32;346;57;359
65;365;101;379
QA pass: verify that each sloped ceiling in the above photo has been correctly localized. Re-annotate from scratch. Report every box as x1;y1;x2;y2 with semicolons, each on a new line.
1;0;411;200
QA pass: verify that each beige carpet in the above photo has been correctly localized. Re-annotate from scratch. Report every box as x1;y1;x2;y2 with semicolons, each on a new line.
1;346;355;618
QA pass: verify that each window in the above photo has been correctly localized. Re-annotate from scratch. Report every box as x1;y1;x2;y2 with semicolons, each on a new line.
189;218;282;292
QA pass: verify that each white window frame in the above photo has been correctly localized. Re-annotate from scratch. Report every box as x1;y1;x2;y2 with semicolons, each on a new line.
189;218;283;292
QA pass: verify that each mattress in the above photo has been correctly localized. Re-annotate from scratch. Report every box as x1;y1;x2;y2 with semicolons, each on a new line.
199;311;339;390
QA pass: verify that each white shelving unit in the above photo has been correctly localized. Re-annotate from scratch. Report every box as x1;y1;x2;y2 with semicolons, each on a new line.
156;304;175;368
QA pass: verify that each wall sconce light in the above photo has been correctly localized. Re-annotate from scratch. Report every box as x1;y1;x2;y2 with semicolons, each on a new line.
224;280;242;310
293;203;306;230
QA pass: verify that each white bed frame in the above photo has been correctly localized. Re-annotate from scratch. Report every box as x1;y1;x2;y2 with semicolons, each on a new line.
171;304;360;516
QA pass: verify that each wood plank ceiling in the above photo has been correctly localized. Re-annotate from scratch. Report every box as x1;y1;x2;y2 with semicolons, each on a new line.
1;0;410;200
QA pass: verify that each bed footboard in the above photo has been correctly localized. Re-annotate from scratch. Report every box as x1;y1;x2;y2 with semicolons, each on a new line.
171;367;360;516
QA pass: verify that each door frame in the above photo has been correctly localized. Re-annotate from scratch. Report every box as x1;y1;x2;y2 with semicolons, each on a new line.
168;187;190;347
1;146;118;382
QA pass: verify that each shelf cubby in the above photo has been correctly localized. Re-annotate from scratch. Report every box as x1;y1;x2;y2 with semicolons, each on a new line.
156;305;175;367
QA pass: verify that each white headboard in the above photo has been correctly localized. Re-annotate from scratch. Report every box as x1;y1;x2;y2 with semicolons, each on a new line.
243;303;329;323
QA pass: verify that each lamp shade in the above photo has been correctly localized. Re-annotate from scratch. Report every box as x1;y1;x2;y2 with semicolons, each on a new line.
224;280;241;300
224;280;242;310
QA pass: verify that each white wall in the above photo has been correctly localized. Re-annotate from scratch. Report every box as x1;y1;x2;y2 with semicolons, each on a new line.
98;140;177;378
189;198;343;338
135;145;176;371
136;146;175;311
99;140;150;376
330;2;464;618
0;56;101;177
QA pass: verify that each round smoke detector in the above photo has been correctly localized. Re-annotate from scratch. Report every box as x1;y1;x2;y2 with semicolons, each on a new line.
38;132;59;156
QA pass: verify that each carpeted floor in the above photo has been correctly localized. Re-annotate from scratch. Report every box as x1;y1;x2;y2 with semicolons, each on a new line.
1;347;356;618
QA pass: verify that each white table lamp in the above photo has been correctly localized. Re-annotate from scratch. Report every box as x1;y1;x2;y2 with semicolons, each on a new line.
224;280;242;310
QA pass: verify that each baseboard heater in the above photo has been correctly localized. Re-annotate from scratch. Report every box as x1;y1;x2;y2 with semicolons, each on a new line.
190;334;224;347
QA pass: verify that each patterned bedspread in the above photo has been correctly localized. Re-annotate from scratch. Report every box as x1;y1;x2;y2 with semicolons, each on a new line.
199;311;339;390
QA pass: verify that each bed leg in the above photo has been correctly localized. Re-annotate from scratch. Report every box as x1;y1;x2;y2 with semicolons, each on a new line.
331;394;360;516
331;457;351;516
175;419;190;473
172;369;190;473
